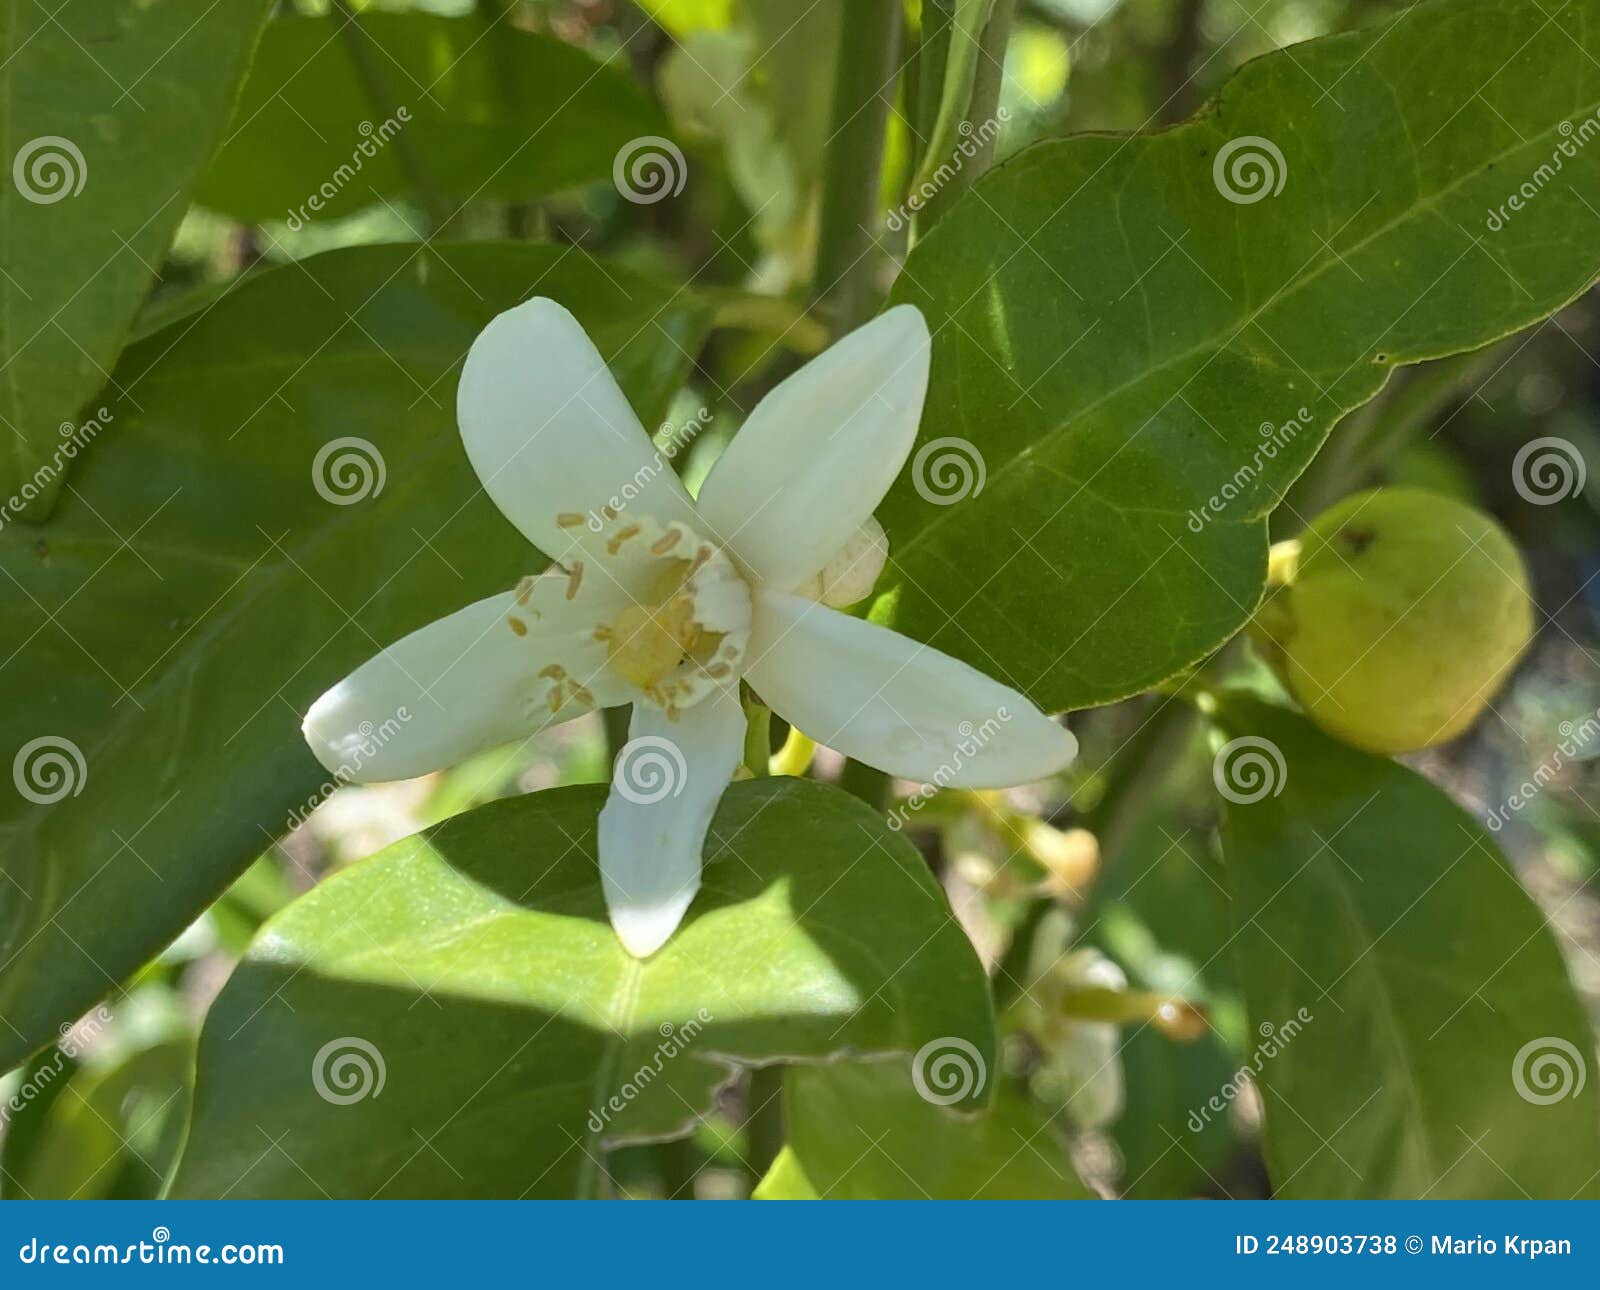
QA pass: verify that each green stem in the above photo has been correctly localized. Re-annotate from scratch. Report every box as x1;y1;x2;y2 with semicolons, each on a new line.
331;0;451;234
1085;691;1199;869
812;0;903;333
742;695;772;778
909;0;957;180
918;0;1013;233
745;1065;786;1182
994;693;1198;1008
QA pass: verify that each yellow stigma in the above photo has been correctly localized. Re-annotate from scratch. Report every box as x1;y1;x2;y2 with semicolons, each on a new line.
604;561;700;689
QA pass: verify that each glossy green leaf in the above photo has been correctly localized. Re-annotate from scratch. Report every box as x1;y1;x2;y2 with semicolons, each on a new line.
0;0;273;516
0;243;712;1070
195;12;670;225
169;779;994;1199
760;1060;1092;1199
878;0;1600;711
1213;694;1600;1199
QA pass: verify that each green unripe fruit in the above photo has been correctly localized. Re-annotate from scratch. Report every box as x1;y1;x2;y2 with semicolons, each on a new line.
1251;488;1533;755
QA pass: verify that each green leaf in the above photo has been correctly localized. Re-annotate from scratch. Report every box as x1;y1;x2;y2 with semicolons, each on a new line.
7;1040;190;1200
195;12;670;225
1212;694;1600;1199
762;1060;1092;1199
1112;1024;1240;1199
0;0;274;517
169;779;994;1199
878;0;1600;711
0;242;712;1070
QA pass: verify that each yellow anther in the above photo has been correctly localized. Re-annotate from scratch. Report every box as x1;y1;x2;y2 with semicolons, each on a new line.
557;512;586;528
507;617;528;637
565;562;584;600
606;524;640;555
650;529;682;555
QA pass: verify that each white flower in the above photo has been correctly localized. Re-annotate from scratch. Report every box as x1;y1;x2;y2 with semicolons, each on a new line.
301;299;1077;957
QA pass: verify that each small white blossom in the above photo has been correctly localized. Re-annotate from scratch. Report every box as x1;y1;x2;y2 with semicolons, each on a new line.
302;300;1077;956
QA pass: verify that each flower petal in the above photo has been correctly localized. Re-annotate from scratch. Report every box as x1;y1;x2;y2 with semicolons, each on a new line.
302;582;631;783
598;685;745;957
694;304;929;591
457;297;699;564
744;589;1077;787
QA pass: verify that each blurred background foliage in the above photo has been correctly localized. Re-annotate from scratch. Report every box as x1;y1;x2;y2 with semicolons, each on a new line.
3;0;1596;1200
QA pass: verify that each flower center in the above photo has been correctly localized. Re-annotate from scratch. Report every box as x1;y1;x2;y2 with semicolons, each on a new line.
605;560;715;690
586;516;752;716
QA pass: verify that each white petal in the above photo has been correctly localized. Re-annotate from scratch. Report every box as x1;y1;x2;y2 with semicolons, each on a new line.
457;297;699;564
694;304;929;591
744;589;1077;787
302;583;631;783
599;686;745;957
